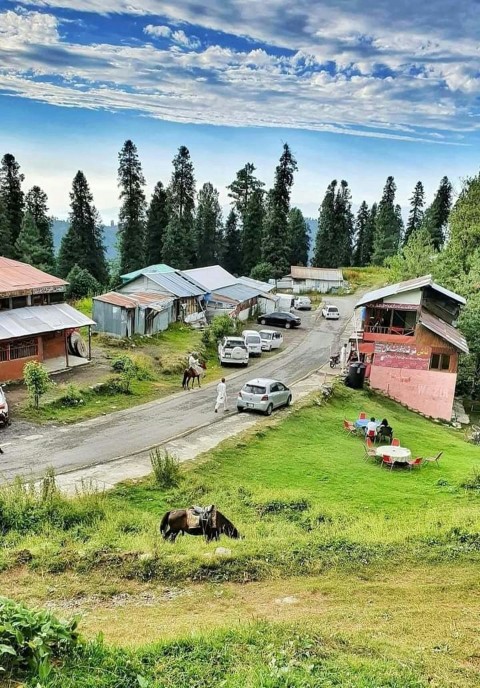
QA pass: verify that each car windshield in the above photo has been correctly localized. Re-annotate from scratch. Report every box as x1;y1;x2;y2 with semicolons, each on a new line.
329;307;338;313
246;335;260;343
225;340;245;348
244;384;266;394
261;332;272;340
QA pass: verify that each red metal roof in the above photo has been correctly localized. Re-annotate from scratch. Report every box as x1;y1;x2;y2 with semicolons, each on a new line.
0;257;66;293
419;309;469;354
94;291;172;308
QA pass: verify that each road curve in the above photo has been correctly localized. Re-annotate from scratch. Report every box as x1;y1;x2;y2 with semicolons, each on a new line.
0;294;357;481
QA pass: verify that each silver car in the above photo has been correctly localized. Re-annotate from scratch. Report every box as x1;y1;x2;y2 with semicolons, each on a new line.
237;378;292;415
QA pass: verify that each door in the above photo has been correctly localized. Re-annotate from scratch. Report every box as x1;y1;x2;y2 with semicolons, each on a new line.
275;382;289;405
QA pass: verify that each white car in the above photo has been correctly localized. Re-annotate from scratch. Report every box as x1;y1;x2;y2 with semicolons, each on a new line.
0;384;10;428
322;305;340;320
293;296;312;311
218;336;249;366
242;330;263;357
259;329;283;351
237;378;292;415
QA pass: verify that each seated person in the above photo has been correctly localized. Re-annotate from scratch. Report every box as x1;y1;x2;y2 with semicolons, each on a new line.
377;418;393;444
366;417;377;440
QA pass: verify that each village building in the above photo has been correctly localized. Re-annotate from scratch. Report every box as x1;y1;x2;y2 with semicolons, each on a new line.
276;266;345;293
0;257;95;382
92;292;174;338
353;275;468;421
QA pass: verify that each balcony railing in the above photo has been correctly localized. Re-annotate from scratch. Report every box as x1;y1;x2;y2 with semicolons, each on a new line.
364;325;415;336
0;339;38;362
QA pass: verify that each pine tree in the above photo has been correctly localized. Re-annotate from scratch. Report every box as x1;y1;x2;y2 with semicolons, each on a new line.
25;186;55;271
14;211;51;270
262;143;298;279
222;209;242;275
404;181;425;244
145;181;169;266
422;176;452;249
364;203;377;265
395;204;404;244
227;163;264;219
352;201;369;266
372;176;401;265
334;180;354;267
313;180;337;267
195;182;222;267
242;189;265;275
57;171;109;284
0;153;24;255
288;207;309;266
118;140;147;274
163;146;196;269
0;196;13;258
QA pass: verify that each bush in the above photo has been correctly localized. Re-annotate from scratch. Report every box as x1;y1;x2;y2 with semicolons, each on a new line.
0;596;79;678
150;448;182;488
23;360;54;408
111;353;154;381
65;265;100;300
461;468;480;491
202;315;239;347
60;383;84;407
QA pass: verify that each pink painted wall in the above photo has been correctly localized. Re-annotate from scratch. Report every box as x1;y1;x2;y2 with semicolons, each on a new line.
369;365;457;420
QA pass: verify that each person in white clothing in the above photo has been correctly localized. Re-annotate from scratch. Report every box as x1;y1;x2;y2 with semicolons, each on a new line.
339;343;348;373
215;378;228;413
188;352;200;376
366;417;377;440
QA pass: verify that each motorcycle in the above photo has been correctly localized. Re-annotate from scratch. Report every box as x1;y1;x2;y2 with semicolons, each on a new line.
0;384;10;428
329;353;340;368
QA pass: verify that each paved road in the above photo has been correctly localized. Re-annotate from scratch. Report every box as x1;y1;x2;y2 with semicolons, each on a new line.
0;294;357;481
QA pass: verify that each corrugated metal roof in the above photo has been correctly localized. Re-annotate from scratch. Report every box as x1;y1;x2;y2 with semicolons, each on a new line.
120;263;174;283
290;266;344;282
237;275;275;293
0;303;95;341
122;270;206;298
0;257;67;293
183;265;237;291
419;309;469;354
94;291;172;309
209;292;239;305
213;283;261;303
356;275;466;308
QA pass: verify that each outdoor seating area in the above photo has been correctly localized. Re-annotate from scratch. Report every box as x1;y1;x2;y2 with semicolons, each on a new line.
346;412;443;471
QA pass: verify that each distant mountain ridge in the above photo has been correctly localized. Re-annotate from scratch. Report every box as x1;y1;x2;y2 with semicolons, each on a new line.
52;220;118;259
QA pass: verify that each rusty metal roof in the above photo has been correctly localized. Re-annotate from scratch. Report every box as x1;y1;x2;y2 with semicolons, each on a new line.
0;257;67;293
356;275;466;308
94;291;172;309
0;303;95;341
419;309;469;354
290;266;344;282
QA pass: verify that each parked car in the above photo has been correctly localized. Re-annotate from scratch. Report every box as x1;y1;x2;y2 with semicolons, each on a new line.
237;378;292;415
259;329;283;351
257;312;301;329
242;330;263;357
293;296;312;311
0;385;10;428
322;305;340;320
218;336;249;366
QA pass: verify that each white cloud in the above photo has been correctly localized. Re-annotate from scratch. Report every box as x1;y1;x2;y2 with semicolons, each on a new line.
144;24;171;38
171;29;200;49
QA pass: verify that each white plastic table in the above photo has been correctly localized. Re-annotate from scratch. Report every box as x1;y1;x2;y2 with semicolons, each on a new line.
376;445;412;463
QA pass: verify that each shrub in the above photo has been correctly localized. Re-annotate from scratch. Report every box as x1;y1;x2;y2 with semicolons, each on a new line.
150;448;182;488
0;596;79;678
112;353;154;381
60;383;84;407
23;361;54;408
65;265;100;299
202;314;239;347
461;468;480;491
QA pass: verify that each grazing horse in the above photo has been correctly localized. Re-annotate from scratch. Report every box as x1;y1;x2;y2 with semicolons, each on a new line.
182;361;206;390
160;505;241;542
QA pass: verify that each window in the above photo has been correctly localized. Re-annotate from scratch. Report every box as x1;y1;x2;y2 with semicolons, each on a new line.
244;384;266;395
0;298;9;310
430;353;450;371
49;292;65;304
11;296;28;309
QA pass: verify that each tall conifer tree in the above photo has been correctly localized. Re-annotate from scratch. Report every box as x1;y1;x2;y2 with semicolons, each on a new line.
25;186;55;271
0;196;13;258
352;201;370;266
372;176;401;265
0;153;24;256
118;139;146;274
222;209;242;275
58;171;108;284
313;180;337;267
163;146;196;269
288;207;309;266
421;176;452;249
15;212;51;270
195;182;222;267
334;180;354;266
242;188;265;275
227;163;264;219
262;143;297;279
145;181;169;266
404;181;425;244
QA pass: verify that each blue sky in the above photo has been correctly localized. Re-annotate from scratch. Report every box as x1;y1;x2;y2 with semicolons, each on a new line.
0;0;479;221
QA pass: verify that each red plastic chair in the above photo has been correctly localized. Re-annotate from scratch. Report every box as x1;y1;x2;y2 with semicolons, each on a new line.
359;412;366;420
408;457;423;470
392;438;400;447
366;437;374;449
363;445;376;460
382;455;395;470
343;420;357;436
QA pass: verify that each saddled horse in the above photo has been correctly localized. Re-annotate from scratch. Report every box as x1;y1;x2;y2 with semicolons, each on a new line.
160;505;241;542
182;361;206;390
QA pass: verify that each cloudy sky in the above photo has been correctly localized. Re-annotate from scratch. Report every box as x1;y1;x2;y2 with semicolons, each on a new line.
0;0;479;220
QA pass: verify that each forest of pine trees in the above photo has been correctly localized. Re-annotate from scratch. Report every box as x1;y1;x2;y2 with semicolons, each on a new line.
0;143;455;296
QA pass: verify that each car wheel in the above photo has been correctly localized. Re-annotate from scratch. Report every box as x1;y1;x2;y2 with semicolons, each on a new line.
264;403;273;416
260;319;266;325
286;395;292;407
285;322;291;329
237;406;244;413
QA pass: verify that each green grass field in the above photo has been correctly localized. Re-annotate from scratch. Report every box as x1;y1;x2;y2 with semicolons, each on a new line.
3;385;480;687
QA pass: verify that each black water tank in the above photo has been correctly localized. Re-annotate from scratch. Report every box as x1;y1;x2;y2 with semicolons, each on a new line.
345;362;366;389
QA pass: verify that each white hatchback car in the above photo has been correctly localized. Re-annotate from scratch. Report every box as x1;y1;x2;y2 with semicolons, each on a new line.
237;378;292;415
218;336;249;366
259;329;283;352
322;305;340;320
242;330;263;357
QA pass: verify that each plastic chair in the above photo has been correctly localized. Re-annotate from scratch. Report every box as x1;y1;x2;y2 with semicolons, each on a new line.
363;444;376;460
381;455;395;470
359;412;366;420
408;457;423;470
423;451;443;467
343;420;357;436
392;438;400;447
366;437;374;449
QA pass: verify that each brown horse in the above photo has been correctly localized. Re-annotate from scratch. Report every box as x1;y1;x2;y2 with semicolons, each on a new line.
182;361;207;390
160;506;241;542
